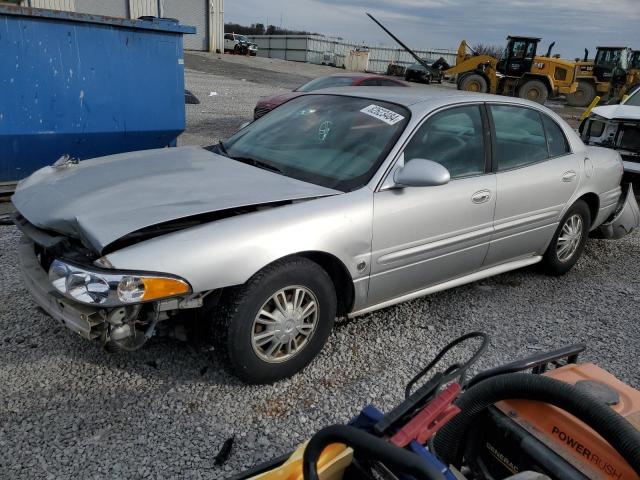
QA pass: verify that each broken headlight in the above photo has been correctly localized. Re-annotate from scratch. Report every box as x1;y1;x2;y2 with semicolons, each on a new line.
48;259;191;306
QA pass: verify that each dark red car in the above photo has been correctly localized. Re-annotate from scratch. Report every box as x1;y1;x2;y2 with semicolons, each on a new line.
253;73;408;119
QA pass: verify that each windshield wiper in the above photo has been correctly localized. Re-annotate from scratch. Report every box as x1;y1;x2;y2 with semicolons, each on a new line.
230;156;284;175
217;140;229;156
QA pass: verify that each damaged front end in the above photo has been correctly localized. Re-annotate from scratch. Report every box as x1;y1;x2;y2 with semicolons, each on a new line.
15;214;208;351
581;113;640;178
598;183;640;239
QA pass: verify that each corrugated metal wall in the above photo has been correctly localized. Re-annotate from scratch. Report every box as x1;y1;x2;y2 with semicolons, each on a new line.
209;0;223;53
17;0;221;52
28;0;75;9
129;0;157;18
163;0;206;51
249;35;456;73
75;0;128;17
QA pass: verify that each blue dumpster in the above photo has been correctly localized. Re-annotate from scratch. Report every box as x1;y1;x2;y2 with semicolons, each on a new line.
0;5;195;183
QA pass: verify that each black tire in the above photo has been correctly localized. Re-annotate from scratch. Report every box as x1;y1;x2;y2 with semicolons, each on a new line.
566;80;597;107
212;257;337;384
459;73;488;93
518;79;549;104
540;200;591;275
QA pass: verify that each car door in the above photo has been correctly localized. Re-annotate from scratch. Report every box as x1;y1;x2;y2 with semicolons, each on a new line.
224;34;235;50
367;104;497;307
484;104;581;266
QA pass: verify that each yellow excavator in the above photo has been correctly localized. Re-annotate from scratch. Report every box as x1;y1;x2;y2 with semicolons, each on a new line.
568;47;640;106
368;13;578;104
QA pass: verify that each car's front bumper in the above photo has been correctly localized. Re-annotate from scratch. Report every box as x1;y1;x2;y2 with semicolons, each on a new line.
18;238;106;340
599;183;640;239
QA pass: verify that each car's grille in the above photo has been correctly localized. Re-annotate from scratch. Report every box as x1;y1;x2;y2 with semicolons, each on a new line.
254;106;271;119
619;123;640;152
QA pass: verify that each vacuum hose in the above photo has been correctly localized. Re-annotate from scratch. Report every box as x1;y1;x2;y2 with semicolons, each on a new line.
432;373;640;475
302;425;445;480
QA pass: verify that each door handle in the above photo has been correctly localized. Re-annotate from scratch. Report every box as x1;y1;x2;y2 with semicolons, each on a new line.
471;190;491;204
562;170;577;182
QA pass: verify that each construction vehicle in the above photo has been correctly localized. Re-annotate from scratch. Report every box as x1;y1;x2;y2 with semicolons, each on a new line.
367;13;578;104
620;49;640;100
231;333;640;480
567;46;640;107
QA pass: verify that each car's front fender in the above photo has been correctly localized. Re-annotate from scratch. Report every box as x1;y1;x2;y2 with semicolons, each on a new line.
103;188;374;295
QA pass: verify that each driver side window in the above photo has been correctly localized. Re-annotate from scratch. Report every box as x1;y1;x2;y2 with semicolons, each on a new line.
403;105;486;179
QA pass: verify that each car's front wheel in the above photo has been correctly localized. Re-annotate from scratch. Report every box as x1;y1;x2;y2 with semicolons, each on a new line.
541;200;591;275
212;257;337;384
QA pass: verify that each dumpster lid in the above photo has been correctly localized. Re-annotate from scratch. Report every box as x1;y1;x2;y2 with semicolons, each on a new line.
0;4;196;34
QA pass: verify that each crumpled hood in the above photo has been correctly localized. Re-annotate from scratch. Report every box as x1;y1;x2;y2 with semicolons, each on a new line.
12;146;340;252
591;104;640;121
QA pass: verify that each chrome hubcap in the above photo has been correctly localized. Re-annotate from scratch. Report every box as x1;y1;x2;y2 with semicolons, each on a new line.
251;286;319;363
557;214;583;262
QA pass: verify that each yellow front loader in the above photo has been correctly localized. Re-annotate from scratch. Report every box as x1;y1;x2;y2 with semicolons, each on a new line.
367;13;578;104
447;37;578;104
567;47;640;106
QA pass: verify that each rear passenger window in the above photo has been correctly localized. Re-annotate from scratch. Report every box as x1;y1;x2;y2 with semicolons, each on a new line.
404;105;486;179
542;115;570;157
491;105;548;171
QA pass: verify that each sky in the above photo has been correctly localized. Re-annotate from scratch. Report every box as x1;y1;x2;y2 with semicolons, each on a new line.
226;0;640;60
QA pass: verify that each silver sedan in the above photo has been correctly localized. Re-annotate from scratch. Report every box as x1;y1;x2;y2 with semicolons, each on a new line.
13;88;639;383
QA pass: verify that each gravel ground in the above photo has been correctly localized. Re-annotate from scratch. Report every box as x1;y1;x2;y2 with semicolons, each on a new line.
1;54;638;479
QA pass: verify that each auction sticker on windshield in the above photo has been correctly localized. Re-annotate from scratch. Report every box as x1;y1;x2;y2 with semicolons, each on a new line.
360;104;405;125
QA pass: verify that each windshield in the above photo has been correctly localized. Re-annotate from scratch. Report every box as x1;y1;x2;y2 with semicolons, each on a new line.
237;35;249;42
410;62;427;70
623;87;640;106
222;95;410;191
296;76;355;92
596;49;625;69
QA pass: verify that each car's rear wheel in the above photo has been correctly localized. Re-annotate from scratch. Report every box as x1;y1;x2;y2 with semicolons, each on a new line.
212;257;336;384
540;200;591;275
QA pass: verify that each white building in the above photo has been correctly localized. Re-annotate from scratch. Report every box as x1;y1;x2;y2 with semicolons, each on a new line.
14;0;223;52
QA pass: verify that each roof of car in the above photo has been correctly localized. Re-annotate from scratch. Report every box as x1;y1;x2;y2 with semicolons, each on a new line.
310;86;545;109
322;73;395;79
507;35;541;41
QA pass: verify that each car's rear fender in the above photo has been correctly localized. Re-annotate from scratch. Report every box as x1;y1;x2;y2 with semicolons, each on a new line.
577;146;625;229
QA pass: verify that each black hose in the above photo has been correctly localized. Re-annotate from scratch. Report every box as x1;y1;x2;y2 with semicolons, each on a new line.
432;373;640;475
405;331;489;399
302;425;444;480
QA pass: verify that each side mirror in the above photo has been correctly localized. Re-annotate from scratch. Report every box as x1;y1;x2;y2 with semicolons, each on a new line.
394;159;450;187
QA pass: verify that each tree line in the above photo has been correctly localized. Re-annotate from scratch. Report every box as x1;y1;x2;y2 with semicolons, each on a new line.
224;22;320;36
